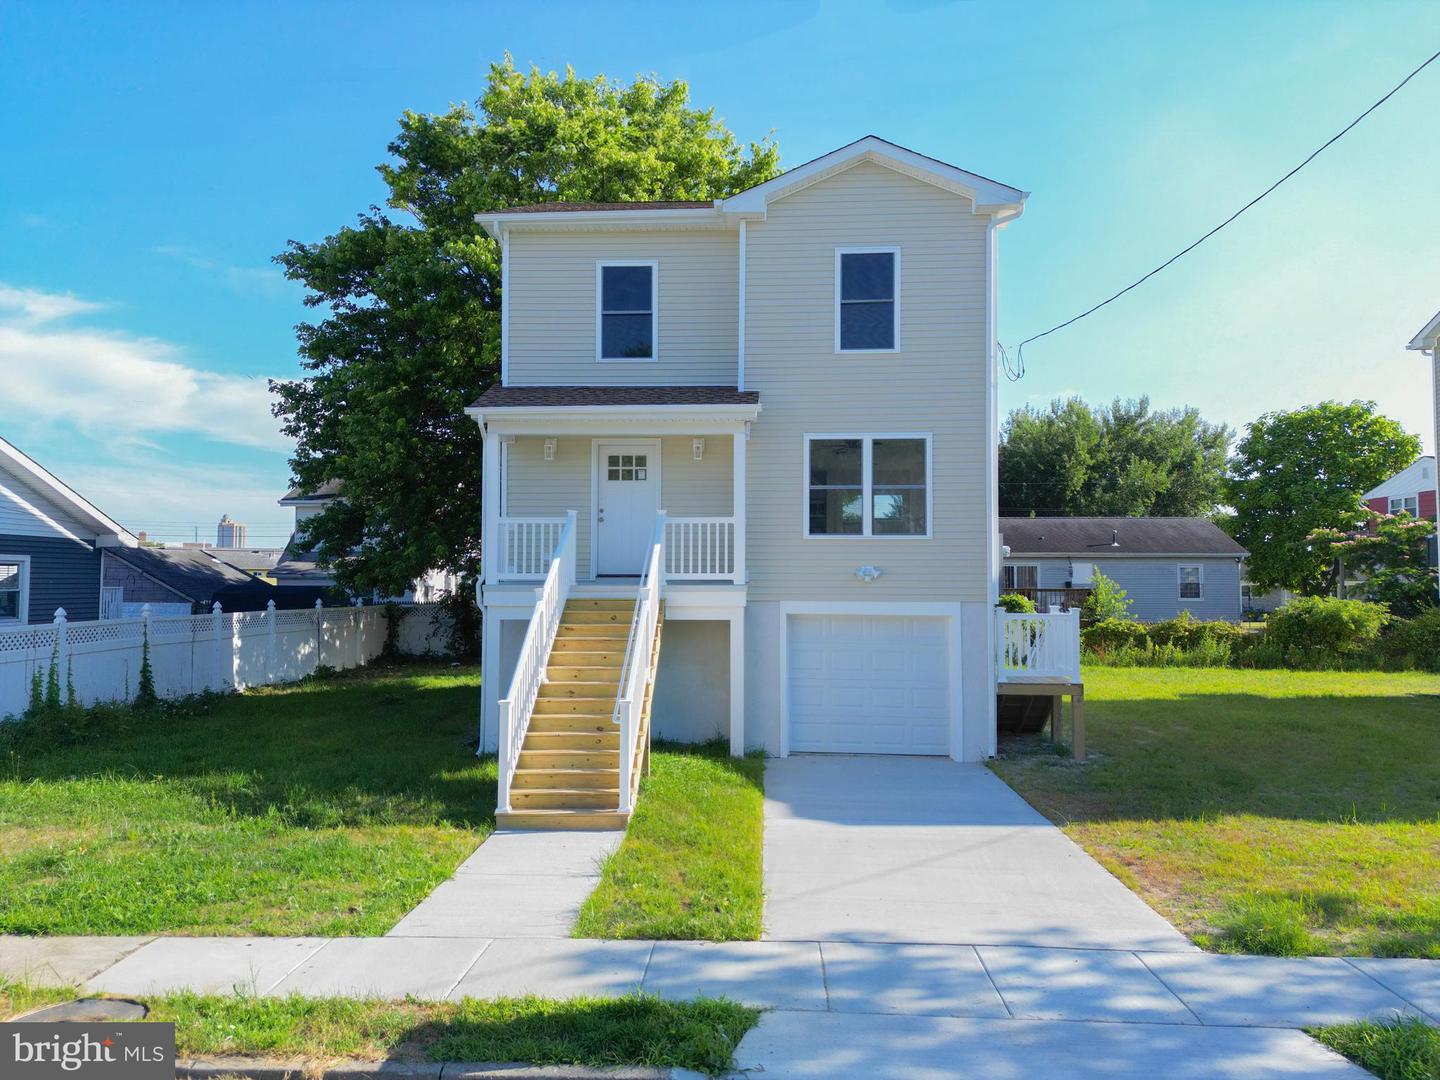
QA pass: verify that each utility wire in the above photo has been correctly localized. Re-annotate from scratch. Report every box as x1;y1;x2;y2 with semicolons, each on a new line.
999;45;1440;382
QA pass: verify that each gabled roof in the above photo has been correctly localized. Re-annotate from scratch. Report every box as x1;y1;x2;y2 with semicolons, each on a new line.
279;479;342;505
107;546;259;604
1001;517;1248;558
1408;309;1440;350
475;135;1027;237
0;436;136;546
1363;456;1436;501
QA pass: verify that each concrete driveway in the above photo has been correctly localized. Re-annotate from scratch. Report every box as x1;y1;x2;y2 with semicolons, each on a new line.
763;755;1191;951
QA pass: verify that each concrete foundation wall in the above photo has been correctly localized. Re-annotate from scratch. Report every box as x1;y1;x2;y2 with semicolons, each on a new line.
651;619;730;744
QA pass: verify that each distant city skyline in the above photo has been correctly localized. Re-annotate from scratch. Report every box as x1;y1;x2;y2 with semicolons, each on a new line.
2;0;1437;537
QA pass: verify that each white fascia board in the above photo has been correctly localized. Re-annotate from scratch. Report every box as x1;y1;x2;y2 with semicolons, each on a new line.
475;206;728;238
1004;550;1249;560
1407;308;1440;350
0;437;137;546
721;136;1028;217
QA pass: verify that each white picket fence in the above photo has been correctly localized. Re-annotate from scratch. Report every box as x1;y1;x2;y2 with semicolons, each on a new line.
0;602;457;719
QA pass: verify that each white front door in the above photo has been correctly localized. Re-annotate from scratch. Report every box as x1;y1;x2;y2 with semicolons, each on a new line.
596;442;660;575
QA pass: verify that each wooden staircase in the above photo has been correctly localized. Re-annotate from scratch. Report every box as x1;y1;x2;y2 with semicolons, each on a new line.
497;598;663;830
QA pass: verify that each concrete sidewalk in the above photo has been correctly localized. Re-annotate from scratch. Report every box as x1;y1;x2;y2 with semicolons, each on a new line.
4;935;1433;1031
763;756;1191;951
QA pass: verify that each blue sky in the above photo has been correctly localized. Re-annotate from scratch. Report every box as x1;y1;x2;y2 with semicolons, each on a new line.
2;0;1438;545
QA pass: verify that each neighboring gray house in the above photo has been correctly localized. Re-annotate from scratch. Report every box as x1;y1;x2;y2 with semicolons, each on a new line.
1001;517;1248;622
0;435;139;624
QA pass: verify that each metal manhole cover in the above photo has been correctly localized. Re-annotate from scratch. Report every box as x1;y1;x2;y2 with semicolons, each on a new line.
12;998;148;1022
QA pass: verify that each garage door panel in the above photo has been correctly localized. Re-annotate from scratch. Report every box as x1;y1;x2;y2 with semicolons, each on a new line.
787;614;952;756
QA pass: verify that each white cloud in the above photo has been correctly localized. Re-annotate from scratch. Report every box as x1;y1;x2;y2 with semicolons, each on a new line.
154;245;292;298
0;284;289;452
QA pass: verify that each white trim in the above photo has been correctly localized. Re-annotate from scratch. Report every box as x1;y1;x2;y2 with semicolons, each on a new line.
590;438;663;579
802;432;933;540
834;246;901;354
0;438;136;547
468;403;761;429
1178;563;1204;601
595;260;659;363
1407;308;1440;350
737;219;747;392
777;602;963;760
0;553;31;624
500;227;510;386
476;206;727;237
984;217;1000;757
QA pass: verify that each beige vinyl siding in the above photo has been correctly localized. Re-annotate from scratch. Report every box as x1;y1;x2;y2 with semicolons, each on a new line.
506;230;738;386
504;435;733;578
743;160;990;602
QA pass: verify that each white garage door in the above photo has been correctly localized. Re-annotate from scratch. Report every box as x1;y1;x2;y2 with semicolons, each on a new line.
787;614;951;755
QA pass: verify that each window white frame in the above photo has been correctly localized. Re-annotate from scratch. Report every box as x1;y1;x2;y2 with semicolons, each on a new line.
595;259;659;363
1389;495;1419;516
802;432;932;539
0;554;31;624
1002;563;1040;591
1178;563;1204;600
834;246;900;354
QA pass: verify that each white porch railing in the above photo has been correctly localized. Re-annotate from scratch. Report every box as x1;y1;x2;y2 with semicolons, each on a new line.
664;516;738;581
995;608;1082;684
496;511;577;812
497;516;569;580
613;512;666;813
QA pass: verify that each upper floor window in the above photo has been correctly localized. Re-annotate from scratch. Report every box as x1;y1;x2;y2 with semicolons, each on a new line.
1178;564;1203;600
805;434;930;538
597;261;657;362
1389;495;1419;516
0;556;28;623
835;247;899;353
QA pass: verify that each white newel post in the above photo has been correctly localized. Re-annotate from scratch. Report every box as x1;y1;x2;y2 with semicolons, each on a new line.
211;602;225;692
266;599;277;679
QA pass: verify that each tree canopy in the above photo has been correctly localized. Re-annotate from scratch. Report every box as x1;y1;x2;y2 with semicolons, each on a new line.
271;59;780;594
1226;401;1421;594
1309;511;1437;616
998;396;1231;518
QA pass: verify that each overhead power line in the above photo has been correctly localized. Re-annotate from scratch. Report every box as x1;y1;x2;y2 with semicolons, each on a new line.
998;45;1440;382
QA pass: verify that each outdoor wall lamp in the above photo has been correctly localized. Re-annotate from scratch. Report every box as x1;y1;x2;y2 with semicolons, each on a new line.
854;565;883;583
693;438;705;461
543;438;557;461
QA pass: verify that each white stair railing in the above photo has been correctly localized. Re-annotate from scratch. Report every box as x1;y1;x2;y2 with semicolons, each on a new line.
996;607;1082;683
496;510;577;812
664;516;737;580
497;516;570;580
613;512;667;813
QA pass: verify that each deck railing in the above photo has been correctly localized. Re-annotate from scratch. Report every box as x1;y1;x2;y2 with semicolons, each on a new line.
497;516;570;580
613;512;666;813
664;516;739;582
1005;587;1091;613
996;607;1082;684
496;511;577;812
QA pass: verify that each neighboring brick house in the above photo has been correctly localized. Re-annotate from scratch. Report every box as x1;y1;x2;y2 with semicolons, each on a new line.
1362;455;1437;570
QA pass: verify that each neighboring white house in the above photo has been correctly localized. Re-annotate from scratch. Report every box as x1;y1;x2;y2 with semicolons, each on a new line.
1406;309;1440;597
468;136;1061;824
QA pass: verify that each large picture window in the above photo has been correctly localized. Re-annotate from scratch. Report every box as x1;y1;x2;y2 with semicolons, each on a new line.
805;434;930;537
597;262;657;361
835;248;899;352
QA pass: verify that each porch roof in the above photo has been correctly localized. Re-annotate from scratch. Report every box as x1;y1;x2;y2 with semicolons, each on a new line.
470;385;759;410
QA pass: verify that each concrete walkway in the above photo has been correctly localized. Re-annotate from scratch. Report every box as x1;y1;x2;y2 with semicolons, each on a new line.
386;830;622;938
763;756;1190;951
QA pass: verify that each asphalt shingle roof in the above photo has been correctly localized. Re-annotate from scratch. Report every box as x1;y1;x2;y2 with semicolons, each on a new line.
1001;517;1248;557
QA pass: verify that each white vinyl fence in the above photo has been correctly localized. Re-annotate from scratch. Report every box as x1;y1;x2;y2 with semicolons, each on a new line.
0;602;459;719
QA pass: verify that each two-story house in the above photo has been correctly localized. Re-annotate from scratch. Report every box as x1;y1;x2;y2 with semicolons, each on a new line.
469;137;1033;826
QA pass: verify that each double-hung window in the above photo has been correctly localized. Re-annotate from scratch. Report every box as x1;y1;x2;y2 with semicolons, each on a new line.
1178;564;1203;600
597;261;657;361
1389;495;1419;516
1003;564;1040;591
835;247;899;352
0;556;28;623
806;434;930;537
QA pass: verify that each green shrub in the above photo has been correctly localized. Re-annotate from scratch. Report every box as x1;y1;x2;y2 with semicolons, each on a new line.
1081;618;1147;655
1266;596;1389;656
1085;637;1233;668
1385;607;1440;672
1082;569;1132;622
997;593;1036;614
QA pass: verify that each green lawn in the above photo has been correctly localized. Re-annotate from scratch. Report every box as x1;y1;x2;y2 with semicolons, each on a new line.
574;741;764;941
1312;1018;1440;1080
991;667;1440;958
0;982;759;1076
0;663;492;936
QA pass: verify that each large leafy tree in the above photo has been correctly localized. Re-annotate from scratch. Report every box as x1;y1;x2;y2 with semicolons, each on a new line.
1309;511;1437;616
998;396;1230;518
271;59;779;594
1227;401;1421;593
